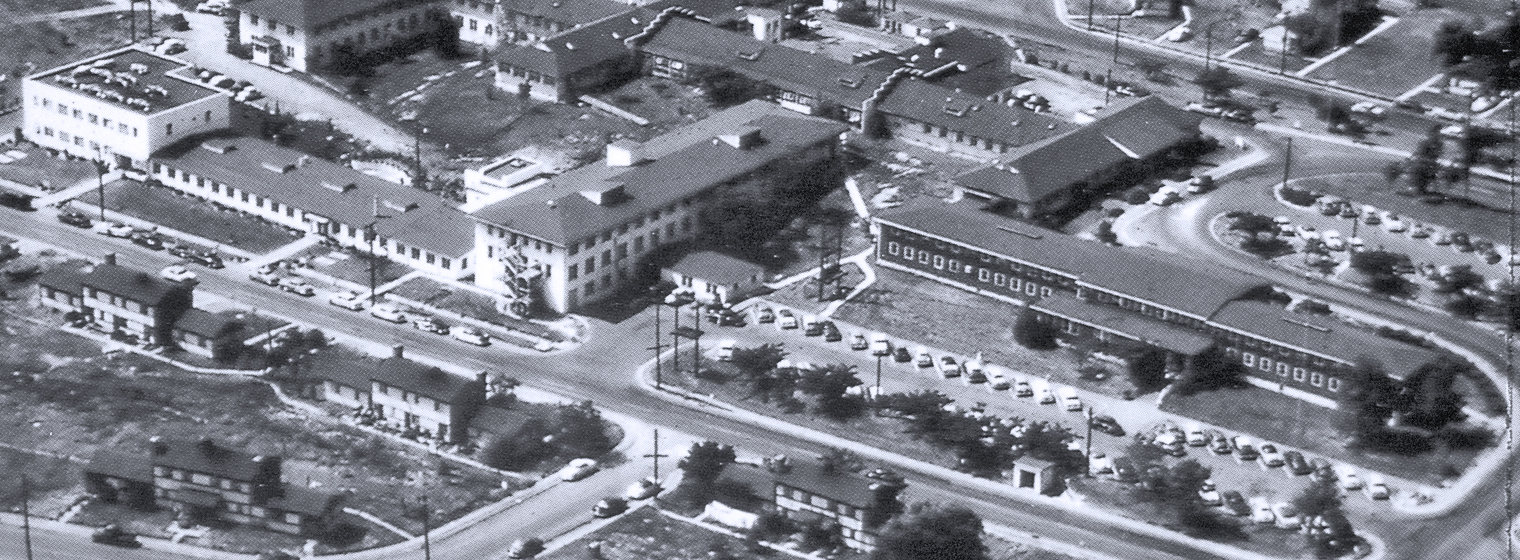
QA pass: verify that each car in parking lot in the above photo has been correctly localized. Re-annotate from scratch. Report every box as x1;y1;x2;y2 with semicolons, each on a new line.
1089;453;1113;475
1272;502;1302;530
131;232;163;250
915;346;933;368
893;346;912;363
1197;479;1221;506
1283;450;1312;476
869;333;892;356
937;355;959;378
250;268;281;286
625;478;661;500
453;326;489;346
1231;436;1259;462
717;339;736;361
1335;465;1363;490
1208;431;1231;455
985;366;1010;391
1257;443;1285;468
278;276;314;296
370;304;406;323
1249;496;1275;524
1035;380;1055;404
1112;457;1138;483
1364;474;1389;500
1221;490;1249;516
1309;458;1334;482
1057;386;1082;411
1153;431;1185;457
159;264;197;283
1089;415;1124;436
961;360;986;384
851;332;869;350
1013;375;1033;397
822;321;842;342
1184;422;1206;446
802;315;822;336
413;316;449;334
756;307;775;323
777;309;798;329
328;291;366;311
58;210;92;228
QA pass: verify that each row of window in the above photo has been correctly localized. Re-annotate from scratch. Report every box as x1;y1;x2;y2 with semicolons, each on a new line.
154;465;255;493
911;120;1010;153
774;485;864;520
501;64;557;85
223;501;303;526
375;383;447;412
36;98;144;137
1230;348;1341;391
886;241;1055;298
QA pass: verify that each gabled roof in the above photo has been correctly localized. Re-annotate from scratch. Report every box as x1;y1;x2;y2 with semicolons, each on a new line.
955;97;1200;204
667;251;765;285
637;17;892;107
498;8;648;77
86;449;154;484
876;78;1072;149
36;264;87;296
376;357;482;405
238;0;405;31
772;459;882;507
505;0;631;27
1034;294;1215;355
473;101;846;245
173;308;244;339
156;137;474;258
152;438;274;482
82;263;192;306
1209;300;1440;380
267;486;343;516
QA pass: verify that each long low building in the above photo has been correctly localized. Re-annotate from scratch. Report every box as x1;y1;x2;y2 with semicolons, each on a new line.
149;136;475;279
874;200;1441;405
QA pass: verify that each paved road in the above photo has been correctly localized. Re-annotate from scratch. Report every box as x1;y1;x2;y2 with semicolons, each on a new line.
0;522;203;560
1;209;1217;560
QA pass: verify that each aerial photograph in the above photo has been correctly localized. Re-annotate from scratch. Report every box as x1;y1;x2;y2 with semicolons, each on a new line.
0;0;1515;558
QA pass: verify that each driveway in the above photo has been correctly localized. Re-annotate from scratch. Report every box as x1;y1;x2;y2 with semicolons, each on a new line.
168;12;415;153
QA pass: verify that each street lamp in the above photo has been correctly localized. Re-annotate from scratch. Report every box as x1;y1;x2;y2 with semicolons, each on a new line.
93;159;109;221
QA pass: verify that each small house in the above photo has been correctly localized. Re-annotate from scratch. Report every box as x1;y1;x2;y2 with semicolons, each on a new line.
664;251;767;306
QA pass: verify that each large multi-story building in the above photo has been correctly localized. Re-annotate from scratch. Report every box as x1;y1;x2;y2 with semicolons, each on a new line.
235;0;440;73
874;200;1441;405
450;0;630;48
23;46;231;169
150;136;476;279
35;254;195;345
84;437;343;536
316;345;488;445
468;101;847;313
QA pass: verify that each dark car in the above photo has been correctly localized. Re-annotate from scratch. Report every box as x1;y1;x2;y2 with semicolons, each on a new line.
189;251;225;269
822;321;842;342
1089;415;1125;437
1112;457;1139;483
507;538;545;559
1221;491;1250;516
58;210;92;228
717;309;745;327
1283;450;1313;476
756;307;775;323
892;346;913;363
91;524;141;548
131;232;163;250
0;191;34;211
592;497;628;518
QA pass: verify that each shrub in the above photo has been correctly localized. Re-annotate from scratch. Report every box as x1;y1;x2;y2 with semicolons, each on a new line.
1280;186;1320;207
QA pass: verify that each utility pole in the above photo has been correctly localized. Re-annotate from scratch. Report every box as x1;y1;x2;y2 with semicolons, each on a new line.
21;475;33;560
643;428;668;484
95;159;108;221
421;494;431;560
647;301;666;389
1278;28;1289;75
874;354;883;398
1083;408;1094;477
690;304;701;379
1111;15;1122;65
1280;137;1293;197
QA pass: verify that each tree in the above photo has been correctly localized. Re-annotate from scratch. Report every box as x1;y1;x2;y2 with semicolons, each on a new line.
1193;66;1244;99
1381;161;1404;187
1095;220;1118;245
1013;308;1058;350
798;364;866;419
1432;20;1478;66
1228;214;1277;236
1397;357;1468;431
679;441;737;488
872;502;988;560
1307;508;1359;558
478;417;554;470
731;343;787;381
1293;476;1343;520
686;64;768;108
1174;346;1245;395
424;8;463;59
1350;251;1411;296
1126;346;1169;393
1336;359;1399;445
834;0;875;26
552;401;612;458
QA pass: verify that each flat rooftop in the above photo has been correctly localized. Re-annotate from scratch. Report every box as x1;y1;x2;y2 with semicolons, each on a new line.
30;47;221;115
483;157;537;180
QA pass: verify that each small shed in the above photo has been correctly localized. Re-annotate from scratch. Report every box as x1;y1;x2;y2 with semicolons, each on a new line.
663;251;767;306
1010;456;1061;496
171;308;244;359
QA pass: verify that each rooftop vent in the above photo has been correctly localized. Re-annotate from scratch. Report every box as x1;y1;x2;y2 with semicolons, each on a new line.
200;141;236;154
320;181;356;193
606;140;644;167
579;183;628;206
130;62;149;74
735;48;763;61
382;199;418;213
718;126;762;149
1281;317;1331;332
261;161;296;174
996;225;1041;240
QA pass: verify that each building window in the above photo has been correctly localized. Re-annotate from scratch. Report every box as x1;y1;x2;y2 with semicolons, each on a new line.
1242;352;1255;367
1278;363;1291;377
585;257;594;274
1293;368;1307;382
601;250;611;266
132;127;138;137
88;113;98;124
978;269;990;282
947;260;960;273
166;123;173;135
1258;358;1272;372
410;247;420;259
426;253;435;265
918;252;929;265
191;473;213;486
568;264;578;280
901;247;913;259
1310;372;1324;386
993;272;1005;286
440;257;451;268
1327;377;1341;391
74;136;83;146
250;14;258;24
72;109;81;119
932;255;944;269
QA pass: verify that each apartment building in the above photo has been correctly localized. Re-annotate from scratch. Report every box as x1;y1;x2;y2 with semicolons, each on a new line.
469;101;847;314
23;46;231;168
84;438;343;536
874;200;1441;404
451;0;629;47
236;0;438;73
316;345;488;445
150;137;475;279
35;254;195;345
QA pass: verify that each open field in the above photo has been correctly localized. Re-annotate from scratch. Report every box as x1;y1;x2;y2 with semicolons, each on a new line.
84;179;303;254
1304;12;1449;98
538;507;762;560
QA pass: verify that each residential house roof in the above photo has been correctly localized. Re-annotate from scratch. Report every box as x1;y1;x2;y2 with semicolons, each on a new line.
152;438;275;482
375;357;483;405
876;78;1072;150
267;486;343;516
238;0;411;31
473;100;847;245
82;263;193;307
1208;300;1440;380
638;17;893;107
29;47;222;116
155;137;475;258
86;449;154;484
667;251;765;285
310;351;376;392
1033;294;1215;356
772;459;881;507
954;97;1200;204
36;265;87;297
173;308;244;339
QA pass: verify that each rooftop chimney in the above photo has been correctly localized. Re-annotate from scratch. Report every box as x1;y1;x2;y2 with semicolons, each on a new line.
149;436;168;456
103;252;117;266
391;344;404;359
718;127;762;149
606;140;644;167
579;183;627;206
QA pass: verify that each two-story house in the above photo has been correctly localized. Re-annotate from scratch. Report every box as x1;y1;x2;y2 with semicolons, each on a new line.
171;308;246;359
35;253;195;344
751;455;904;550
235;0;441;73
316;345;488;445
84;437;343;536
468;100;847;314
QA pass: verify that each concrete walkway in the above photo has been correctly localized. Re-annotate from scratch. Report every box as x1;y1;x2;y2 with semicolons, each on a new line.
35;171;122;207
243;235;324;270
821;248;879;317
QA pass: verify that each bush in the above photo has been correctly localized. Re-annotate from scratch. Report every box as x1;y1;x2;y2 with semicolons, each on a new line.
164;13;190;31
1280;186;1320;207
1013;309;1059;350
1123;186;1150;205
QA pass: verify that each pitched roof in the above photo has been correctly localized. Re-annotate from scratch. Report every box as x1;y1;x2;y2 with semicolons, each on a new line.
82;263;192;306
86;449;154;484
310;351;376;392
773;459;881;507
876;78;1072;149
152;438;273;482
238;0;405;31
156;137;474;258
472;405;534;436
510;8;648;77
376;357;483;404
637;17;892;107
506;0;631;27
954;97;1200;203
870;29;1028;97
667;251;765;285
267;486;342;516
1208;300;1440;380
473;101;847;245
1034;294;1215;355
173;308;244;338
36;264;87;296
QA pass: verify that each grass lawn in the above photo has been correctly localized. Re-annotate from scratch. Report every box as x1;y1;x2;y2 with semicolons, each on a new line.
1065;0;1136;16
0;311;522;553
831;268;1144;400
85;179;303;254
1304;12;1448;97
386;276;563;341
0;447;84;517
764;264;866;316
1225;42;1313;74
0;0;108;13
292;244;412;287
1066;477;1313;557
0;13;135;83
596;77;715;129
0;143;96;191
1160;385;1484;486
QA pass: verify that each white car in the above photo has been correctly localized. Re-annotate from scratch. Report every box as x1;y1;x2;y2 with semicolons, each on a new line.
624;477;661;500
1257;443;1285;468
777;310;798;330
1334;465;1363;490
1385;219;1408;233
1350;101;1386;118
1364;474;1389;500
559;458;599;481
1149;189;1181;206
452;326;489;346
278;276;314;296
717;339;736;361
1013;374;1033;397
1197;479;1221;506
107;223;135;238
328;291;366;311
157;38;186;55
1034;380;1055;404
914;346;933;368
1184;422;1206;447
985;366;1011;391
937;355;959;378
869;332;892;356
1272;502;1302;530
369;304;406;323
1089;453;1113;475
159;265;197;283
1249;496;1275;524
1057;386;1081;411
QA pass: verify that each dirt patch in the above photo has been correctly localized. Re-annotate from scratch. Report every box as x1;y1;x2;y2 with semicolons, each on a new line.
538;507;768;560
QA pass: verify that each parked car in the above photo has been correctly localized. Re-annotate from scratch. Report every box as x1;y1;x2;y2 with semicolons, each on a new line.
892;346;913;363
328;291;366;311
851;332;869;351
985;366;1010;391
129;231;163;250
1257;443;1285;468
1186;174;1214;194
1208;431;1231;455
1272;502;1302;530
1089;414;1124;437
756;307;775;323
1249;496;1275;524
1089;453;1113;475
1364;474;1390;500
1035;380;1055;404
1153;431;1185;457
1231;436;1259;462
1283;450;1313;476
188;251;224;269
453;326;489;346
159;264;197;283
412;316;449;334
592;497;628;518
506;538;545;559
822;321;842;342
869;332;892;356
1197;479;1221;506
1309;458;1335;483
97;222;133;237
250;268;281;286
278;276;314;296
369;304;406;323
802;314;822;336
58;210;92;228
717;339;736;361
1221;491;1249;516
961;360;986;384
1013;375;1033;397
1057;386;1082;411
559;458;599;481
777;309;798;329
1335;465;1363;490
1184;422;1206;446
1112;457;1138;483
625;478;661;500
915;346;933;368
937;355;959;378
91;524;141;548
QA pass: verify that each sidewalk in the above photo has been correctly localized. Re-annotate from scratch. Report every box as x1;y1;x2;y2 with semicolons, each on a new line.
243;235;325;270
34;171;121;207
